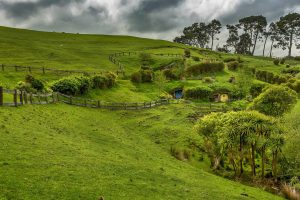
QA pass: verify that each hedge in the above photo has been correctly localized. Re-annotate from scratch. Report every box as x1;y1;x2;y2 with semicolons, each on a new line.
184;86;213;100
186;62;225;76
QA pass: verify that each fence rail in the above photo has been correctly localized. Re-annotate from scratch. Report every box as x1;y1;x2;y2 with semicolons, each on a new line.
0;86;178;110
108;51;183;76
0;64;104;76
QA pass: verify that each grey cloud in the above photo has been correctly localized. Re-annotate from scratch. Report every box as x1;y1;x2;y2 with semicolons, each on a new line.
221;0;300;25
1;0;84;20
125;0;186;32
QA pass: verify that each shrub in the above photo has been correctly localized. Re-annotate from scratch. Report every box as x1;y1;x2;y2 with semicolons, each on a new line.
163;69;179;80
51;77;80;95
139;53;152;66
31;79;44;91
223;57;236;62
186;62;225;76
282;67;300;75
184;49;191;58
227;61;242;71
170;146;191;161
15;81;35;93
25;74;35;83
280;58;286;64
286;64;291;68
141;70;153;82
192;56;200;61
273;59;280;65
130;72;142;83
92;72;117;88
184;86;213;100
250;82;267;97
202;77;214;83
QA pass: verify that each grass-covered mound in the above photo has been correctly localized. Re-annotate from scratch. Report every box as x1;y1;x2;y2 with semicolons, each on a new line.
0;104;283;200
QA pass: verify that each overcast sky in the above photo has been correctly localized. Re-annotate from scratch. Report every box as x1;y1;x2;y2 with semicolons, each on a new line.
0;0;300;56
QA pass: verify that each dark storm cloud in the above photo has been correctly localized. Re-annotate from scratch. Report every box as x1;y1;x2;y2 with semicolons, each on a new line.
125;0;186;32
0;0;84;20
222;0;300;25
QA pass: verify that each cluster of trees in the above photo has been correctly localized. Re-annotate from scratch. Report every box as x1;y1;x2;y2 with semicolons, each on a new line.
174;13;300;57
195;85;298;179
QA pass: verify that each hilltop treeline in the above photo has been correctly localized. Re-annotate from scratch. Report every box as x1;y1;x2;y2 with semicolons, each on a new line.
174;13;300;57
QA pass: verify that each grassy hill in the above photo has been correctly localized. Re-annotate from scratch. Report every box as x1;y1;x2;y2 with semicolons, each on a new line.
1;26;298;199
0;104;283;200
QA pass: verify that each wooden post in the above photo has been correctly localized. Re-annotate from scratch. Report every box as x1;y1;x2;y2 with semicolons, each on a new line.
19;91;23;105
97;100;101;108
15;66;18;72
149;102;152;108
28;66;32;73
24;92;28;104
0;86;3;106
136;103;138;110
84;99;87;107
14;90;18;107
29;93;33;104
38;94;41;104
144;102;146;108
45;95;48;104
69;96;73;105
1;64;4;71
56;93;60;102
42;67;45;74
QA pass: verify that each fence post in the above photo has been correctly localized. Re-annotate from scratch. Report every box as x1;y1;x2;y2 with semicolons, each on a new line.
28;66;32;73
29;93;33;104
24;92;28;104
19;91;23;105
149;102;152;108
14;90;18;107
1;64;4;71
15;66;18;72
84;99;87;107
97;100;101;108
42;67;45;74
38;94;41;104
56;93;60;102
69;96;73;105
0;86;3;106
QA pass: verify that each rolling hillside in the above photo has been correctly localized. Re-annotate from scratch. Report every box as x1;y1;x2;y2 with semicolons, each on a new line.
0;26;297;199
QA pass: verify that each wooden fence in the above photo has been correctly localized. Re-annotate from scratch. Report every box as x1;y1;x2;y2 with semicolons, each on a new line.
0;64;104;76
0;86;177;110
108;51;183;76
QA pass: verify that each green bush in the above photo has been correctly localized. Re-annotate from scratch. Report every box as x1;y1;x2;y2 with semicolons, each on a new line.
130;72;142;83
202;77;214;83
186;62;225;76
163;69;179;80
141;70;153;82
75;76;91;94
51;77;80;95
184;49;191;58
15;81;35;93
25;74;35;83
184;86;213;100
223;57;236;63
139;53;152;66
227;61;242;71
31;79;44;91
280;58;286;64
282;67;300;75
250;82;267;97
273;59;280;65
92;72;117;88
192;56;200;61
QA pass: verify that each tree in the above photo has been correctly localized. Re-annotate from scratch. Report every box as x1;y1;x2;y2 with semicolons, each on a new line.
276;13;300;57
238;15;268;55
268;22;280;58
226;25;239;53
236;33;252;54
262;28;271;57
174;23;209;48
235;68;254;99
248;85;298;117
207;19;222;50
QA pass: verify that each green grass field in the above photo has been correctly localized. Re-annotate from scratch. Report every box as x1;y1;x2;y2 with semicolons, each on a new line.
1;26;298;199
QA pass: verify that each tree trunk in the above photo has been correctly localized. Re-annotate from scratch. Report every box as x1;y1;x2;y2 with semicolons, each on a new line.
251;144;256;176
211;35;214;50
272;150;278;180
261;147;265;178
263;36;268;57
239;135;244;176
269;40;274;58
288;32;293;57
252;31;259;55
